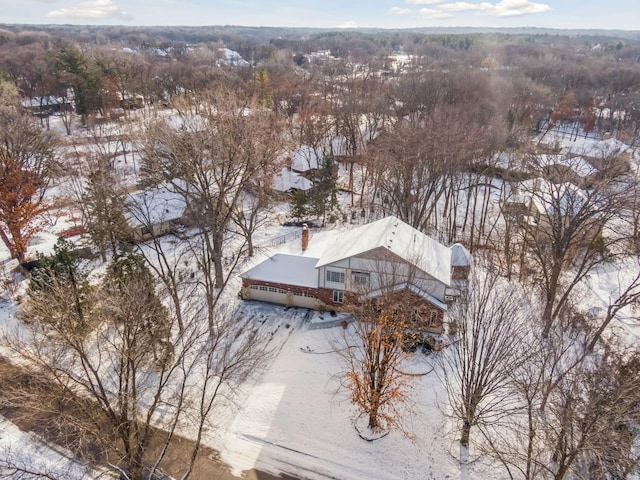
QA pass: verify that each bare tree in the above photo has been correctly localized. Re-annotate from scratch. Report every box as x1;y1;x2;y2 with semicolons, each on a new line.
519;152;630;336
141;87;286;287
437;265;531;449
8;249;267;480
484;324;640;480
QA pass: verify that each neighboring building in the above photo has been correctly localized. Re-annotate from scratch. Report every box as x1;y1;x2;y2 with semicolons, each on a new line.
125;183;187;241
272;167;313;193
241;216;469;333
22;95;73;116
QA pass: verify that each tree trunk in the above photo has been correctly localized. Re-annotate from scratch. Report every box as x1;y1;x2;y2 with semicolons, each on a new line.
460;420;471;448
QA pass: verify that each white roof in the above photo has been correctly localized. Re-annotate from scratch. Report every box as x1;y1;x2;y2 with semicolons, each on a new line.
272;167;313;192
536;154;598;178
242;254;319;288
450;243;472;267
126;184;187;227
519;180;587;217
290;146;320;172
316;216;451;286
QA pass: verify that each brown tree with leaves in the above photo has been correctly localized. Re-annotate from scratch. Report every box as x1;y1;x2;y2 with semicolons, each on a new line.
341;295;411;434
0;79;56;262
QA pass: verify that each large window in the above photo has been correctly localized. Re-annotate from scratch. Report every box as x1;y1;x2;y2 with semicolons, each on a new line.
333;290;344;303
326;270;345;284
352;271;370;286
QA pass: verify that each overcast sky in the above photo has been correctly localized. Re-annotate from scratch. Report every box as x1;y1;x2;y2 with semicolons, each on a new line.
1;0;638;30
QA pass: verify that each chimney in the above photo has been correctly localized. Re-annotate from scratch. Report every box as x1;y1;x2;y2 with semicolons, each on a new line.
301;223;309;251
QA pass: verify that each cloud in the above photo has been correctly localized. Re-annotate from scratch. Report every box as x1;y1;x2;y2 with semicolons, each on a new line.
46;0;132;20
437;2;478;12
336;21;358;28
399;0;551;18
390;6;413;15
476;0;552;17
419;7;455;19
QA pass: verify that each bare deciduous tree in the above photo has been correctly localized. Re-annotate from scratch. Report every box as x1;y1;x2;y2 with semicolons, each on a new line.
141;87;286;288
8;248;268;480
519;152;630;337
437;265;531;449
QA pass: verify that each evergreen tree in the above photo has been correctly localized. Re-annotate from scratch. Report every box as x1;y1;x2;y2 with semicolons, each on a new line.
26;237;94;337
289;189;308;222
310;154;338;224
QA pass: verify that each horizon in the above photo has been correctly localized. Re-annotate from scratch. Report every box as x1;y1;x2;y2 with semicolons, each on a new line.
1;1;639;32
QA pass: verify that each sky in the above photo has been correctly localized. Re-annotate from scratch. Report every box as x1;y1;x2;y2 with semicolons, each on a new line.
0;0;638;31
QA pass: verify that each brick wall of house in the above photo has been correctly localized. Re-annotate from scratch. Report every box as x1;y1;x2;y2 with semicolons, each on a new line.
242;279;445;333
242;278;319;298
451;265;470;280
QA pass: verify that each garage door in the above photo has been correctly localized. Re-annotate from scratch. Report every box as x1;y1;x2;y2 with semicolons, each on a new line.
248;285;316;309
248;285;288;305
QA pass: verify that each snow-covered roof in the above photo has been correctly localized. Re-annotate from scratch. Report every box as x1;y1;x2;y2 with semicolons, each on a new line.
519;179;587;217
272;167;313;192
241;254;319;288
363;282;448;311
217;48;250;67
535;154;598;178
450;243;472;267
21;95;70;108
289;146;320;172
126;183;187;226
316;216;451;286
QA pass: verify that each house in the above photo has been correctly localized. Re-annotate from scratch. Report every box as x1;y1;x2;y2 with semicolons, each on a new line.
22;95;73;116
125;183;188;241
241;216;468;333
272;167;313;193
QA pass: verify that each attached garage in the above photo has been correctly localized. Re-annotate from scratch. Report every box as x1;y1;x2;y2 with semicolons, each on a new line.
241;254;320;309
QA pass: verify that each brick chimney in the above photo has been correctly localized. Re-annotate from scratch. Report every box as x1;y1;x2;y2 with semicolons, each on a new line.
301;223;309;251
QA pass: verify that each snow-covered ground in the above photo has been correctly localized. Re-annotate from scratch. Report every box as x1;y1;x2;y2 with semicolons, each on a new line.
214;307;505;480
1;114;639;480
0;413;111;479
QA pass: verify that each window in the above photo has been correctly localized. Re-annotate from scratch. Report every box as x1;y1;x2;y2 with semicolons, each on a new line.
333;290;344;303
326;270;345;284
429;310;439;326
259;285;268;291
352;271;369;286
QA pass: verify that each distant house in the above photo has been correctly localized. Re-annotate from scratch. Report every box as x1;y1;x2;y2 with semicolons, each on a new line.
22;95;73;116
125;183;187;241
272;167;313;194
241;216;469;333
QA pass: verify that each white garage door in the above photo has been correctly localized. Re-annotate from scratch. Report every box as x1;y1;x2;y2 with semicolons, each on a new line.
248;285;288;305
248;285;316;309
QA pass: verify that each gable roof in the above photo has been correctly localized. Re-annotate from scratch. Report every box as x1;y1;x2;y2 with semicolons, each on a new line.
316;216;451;286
